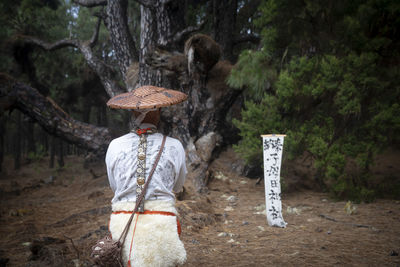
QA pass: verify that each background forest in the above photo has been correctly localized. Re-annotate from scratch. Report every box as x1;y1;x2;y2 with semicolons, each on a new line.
0;0;399;202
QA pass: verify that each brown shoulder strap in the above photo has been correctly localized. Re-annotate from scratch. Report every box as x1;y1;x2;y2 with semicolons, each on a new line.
117;135;167;244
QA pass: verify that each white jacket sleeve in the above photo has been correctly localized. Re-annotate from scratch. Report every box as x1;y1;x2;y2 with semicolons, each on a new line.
173;142;187;193
105;141;117;193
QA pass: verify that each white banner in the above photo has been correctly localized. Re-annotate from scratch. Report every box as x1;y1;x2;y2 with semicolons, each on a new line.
262;134;287;228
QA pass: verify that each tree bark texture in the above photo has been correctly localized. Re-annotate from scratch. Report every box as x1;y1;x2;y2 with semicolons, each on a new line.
104;0;138;82
0;74;112;154
212;0;237;62
137;1;244;192
20;33;125;98
139;5;161;87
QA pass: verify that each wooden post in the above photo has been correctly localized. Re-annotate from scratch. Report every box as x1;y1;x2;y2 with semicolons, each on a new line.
261;134;287;228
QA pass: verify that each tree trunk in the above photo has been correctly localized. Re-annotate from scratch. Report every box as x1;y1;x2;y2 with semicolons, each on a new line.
43;129;48;155
212;0;237;62
139;6;160;87
49;134;55;168
57;138;64;168
97;105;107;126
26;120;36;155
104;0;138;82
14;111;21;170
83;103;91;124
137;1;245;193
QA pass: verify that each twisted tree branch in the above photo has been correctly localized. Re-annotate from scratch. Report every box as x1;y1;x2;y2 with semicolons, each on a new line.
134;0;157;8
19;36;79;50
72;0;107;7
134;0;173;9
17;8;126;99
166;21;205;47
19;34;125;98
89;15;102;47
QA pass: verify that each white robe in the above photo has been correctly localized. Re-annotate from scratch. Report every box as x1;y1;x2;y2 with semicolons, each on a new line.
105;125;187;266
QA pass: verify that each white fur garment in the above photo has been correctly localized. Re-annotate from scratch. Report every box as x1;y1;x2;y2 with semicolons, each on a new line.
109;200;186;267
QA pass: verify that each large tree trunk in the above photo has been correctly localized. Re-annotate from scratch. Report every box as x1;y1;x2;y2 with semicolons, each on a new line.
139;5;161;87
137;1;244;192
0;74;112;154
212;0;237;62
104;0;138;82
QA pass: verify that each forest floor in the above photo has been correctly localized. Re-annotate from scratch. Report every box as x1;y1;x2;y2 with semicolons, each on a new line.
0;148;399;267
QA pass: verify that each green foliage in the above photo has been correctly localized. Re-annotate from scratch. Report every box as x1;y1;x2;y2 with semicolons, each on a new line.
228;49;277;100
331;175;376;203
233;94;284;165
230;0;400;201
27;144;47;162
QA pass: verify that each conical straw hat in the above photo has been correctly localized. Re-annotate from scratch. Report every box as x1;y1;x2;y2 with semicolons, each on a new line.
107;85;188;110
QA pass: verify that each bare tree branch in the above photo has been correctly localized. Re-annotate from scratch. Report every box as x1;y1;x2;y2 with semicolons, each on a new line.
72;0;107;7
18;34;125;98
145;49;187;74
16;5;128;99
234;34;261;46
89;15;102;48
166;21;205;47
79;45;125;97
135;0;172;7
158;0;173;4
20;36;79;50
134;0;157;9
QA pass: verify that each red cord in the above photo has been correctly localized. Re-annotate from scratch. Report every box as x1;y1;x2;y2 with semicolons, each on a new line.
127;214;140;267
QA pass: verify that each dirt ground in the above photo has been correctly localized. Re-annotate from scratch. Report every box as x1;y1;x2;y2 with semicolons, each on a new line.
0;148;399;267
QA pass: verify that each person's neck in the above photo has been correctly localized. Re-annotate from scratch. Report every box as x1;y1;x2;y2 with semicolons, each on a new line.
141;120;158;127
140;122;158;129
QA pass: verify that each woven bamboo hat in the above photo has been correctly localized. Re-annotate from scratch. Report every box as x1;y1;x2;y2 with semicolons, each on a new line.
107;85;188;110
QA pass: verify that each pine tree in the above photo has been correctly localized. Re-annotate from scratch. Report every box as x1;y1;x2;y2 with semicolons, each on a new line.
229;0;400;201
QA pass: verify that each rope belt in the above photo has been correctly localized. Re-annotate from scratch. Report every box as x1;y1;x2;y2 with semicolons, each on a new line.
111;210;182;267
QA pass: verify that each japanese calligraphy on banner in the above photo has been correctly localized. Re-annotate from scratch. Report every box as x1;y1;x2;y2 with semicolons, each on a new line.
261;134;287;228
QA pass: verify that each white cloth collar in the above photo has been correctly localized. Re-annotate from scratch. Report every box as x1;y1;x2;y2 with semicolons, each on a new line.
139;123;157;129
